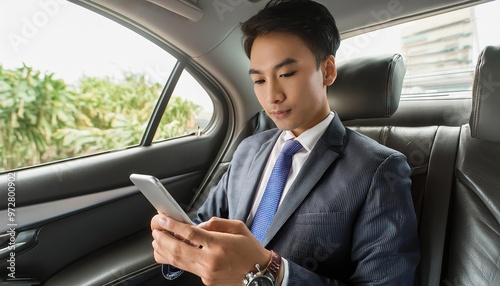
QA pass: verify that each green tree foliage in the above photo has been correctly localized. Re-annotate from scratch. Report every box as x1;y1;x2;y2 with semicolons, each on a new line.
0;65;200;171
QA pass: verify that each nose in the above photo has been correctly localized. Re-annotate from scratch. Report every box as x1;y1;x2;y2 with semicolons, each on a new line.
266;78;285;104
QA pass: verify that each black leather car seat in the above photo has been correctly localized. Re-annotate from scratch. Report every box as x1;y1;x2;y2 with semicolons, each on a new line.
443;45;500;285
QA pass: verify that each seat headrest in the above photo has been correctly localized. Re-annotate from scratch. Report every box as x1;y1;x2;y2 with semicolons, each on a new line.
328;54;406;121
470;45;500;142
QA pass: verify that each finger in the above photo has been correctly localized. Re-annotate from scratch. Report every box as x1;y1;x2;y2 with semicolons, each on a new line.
172;232;202;248
159;216;212;246
152;229;202;269
151;213;165;230
152;238;172;265
198;217;249;235
152;216;202;248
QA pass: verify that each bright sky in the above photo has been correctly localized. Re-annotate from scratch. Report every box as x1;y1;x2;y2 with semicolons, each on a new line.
0;0;174;82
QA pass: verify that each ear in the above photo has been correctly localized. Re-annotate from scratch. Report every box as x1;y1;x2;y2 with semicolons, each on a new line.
322;55;337;86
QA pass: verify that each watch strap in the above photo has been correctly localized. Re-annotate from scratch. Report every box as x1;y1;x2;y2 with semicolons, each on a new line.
243;251;282;286
266;250;281;280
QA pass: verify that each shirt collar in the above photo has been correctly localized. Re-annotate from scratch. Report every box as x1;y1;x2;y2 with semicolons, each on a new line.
281;111;335;152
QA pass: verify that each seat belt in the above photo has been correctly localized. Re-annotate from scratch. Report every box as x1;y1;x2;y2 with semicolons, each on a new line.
416;126;461;286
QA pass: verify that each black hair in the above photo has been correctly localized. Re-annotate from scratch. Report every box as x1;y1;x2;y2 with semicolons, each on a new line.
241;0;341;67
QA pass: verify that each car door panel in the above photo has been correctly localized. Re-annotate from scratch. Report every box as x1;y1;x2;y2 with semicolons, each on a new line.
42;228;203;286
0;118;229;284
0;134;224;208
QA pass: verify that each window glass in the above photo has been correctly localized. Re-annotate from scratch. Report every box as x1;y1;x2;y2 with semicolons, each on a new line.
0;1;213;172
154;70;214;142
336;1;500;98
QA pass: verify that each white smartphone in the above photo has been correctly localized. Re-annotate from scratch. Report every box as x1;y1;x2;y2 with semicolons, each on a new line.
130;173;195;225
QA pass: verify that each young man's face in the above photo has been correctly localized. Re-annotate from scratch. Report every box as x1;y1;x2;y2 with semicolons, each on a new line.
249;32;336;136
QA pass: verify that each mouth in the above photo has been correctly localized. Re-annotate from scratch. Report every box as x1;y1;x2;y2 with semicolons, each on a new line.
269;109;291;119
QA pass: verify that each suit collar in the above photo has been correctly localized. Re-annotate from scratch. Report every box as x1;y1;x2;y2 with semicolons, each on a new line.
317;113;346;151
234;130;281;222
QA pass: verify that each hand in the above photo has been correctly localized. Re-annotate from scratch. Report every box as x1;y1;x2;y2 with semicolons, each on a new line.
151;215;271;286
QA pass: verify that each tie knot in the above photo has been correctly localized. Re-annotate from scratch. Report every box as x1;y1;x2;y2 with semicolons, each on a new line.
281;140;303;157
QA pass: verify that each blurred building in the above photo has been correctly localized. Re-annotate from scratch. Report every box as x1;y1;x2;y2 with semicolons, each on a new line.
401;9;474;94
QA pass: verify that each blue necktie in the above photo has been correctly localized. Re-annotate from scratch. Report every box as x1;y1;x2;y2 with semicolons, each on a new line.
251;139;303;243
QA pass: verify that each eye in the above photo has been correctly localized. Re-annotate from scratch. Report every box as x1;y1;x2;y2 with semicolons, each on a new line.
253;79;265;85
280;71;296;78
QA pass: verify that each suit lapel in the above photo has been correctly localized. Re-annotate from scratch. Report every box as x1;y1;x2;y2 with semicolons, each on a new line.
233;131;281;222
262;115;346;246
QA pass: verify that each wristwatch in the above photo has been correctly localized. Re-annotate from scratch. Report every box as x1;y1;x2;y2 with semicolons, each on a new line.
243;251;281;286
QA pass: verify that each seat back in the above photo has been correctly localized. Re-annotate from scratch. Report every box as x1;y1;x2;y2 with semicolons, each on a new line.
444;45;500;285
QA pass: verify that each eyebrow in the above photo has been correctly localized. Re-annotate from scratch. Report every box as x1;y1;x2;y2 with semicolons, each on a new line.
248;57;298;75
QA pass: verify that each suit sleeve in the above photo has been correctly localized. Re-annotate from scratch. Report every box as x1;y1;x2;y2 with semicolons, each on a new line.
195;164;231;222
285;153;419;285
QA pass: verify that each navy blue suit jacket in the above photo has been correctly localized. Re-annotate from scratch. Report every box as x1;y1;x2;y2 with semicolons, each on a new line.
196;115;419;285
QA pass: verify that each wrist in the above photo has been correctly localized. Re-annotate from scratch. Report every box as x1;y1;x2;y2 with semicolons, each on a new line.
243;250;282;286
258;250;272;272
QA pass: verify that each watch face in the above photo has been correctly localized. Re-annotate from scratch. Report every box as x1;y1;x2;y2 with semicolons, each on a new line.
248;276;274;286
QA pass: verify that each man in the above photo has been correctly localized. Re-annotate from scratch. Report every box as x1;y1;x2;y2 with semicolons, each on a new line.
151;0;420;285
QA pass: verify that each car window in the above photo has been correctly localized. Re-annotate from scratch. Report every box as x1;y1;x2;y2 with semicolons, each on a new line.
0;1;214;172
336;1;500;99
154;70;214;142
